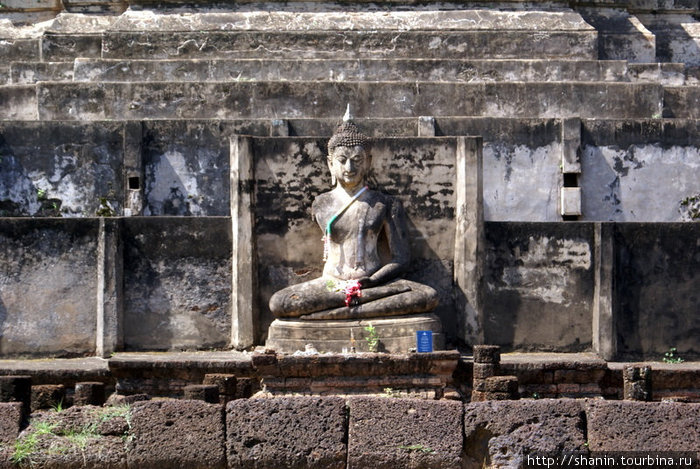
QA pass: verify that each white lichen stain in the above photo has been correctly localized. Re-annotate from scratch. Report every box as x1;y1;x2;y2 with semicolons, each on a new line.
146;150;204;216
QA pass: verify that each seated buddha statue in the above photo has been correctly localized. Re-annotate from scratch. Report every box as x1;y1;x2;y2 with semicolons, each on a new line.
268;116;439;321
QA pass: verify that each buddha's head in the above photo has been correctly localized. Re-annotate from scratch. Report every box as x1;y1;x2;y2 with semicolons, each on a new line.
327;121;371;191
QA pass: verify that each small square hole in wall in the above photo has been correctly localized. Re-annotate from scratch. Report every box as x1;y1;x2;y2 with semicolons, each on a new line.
128;177;140;190
563;173;579;187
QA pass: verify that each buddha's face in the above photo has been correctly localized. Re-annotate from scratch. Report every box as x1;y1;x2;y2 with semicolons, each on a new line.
328;145;371;190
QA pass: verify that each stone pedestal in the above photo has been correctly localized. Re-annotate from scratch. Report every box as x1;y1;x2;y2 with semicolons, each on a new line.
266;314;444;354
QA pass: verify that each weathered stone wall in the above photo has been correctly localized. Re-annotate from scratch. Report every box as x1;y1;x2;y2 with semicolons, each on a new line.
0;219;99;357
2;119;697;222
483;222;595;352
614;223;700;360
0;122;124;218
0;397;698;468
581;120;700;222
122;217;232;351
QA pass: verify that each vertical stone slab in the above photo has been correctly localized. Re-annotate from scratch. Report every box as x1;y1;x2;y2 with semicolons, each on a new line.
96;217;123;358
418;116;436;136
592;222;615;360
561;118;581;173
454;136;484;345
123;121;144;216
230;136;257;350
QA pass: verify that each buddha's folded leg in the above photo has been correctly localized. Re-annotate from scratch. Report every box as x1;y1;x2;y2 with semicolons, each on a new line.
301;279;439;320
269;278;348;318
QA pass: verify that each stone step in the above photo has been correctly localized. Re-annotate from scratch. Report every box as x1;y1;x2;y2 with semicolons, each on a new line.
627;62;687;86
27;81;663;121
10;61;74;84
0;37;41;64
0;85;37;120
73;58;631;83
101;29;597;60
663;86;700;118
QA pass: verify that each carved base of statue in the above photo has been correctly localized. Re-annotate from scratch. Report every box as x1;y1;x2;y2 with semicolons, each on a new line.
266;313;444;354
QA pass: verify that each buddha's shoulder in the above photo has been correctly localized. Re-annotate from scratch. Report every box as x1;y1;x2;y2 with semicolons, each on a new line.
311;190;337;215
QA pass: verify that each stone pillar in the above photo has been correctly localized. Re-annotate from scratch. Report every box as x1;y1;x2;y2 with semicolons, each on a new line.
593;222;616;360
230;136;257;350
471;345;519;401
623;364;652;401
74;382;106;406
96;217;123;358
454;136;484;345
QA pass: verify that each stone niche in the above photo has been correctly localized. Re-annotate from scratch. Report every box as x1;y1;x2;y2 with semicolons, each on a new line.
242;136;482;350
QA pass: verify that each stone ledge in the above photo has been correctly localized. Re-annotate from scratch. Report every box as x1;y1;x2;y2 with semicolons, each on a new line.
33;81;663;121
108;9;595;33
72;57;632;84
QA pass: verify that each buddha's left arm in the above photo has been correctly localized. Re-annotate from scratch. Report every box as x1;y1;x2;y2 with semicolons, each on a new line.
364;198;410;287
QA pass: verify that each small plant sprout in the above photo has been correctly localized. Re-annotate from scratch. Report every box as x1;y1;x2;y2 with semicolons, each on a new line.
364;322;379;352
381;387;401;398
662;347;684;364
37;188;47;201
399;444;436;454
51;399;65;413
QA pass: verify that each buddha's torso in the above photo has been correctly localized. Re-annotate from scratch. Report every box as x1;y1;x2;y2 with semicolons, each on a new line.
312;189;389;280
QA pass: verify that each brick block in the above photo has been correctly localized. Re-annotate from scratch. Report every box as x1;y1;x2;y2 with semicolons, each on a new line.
465;400;586;467
31;384;65;411
0;375;31;417
6;406;127;468
184;385;219;403
586;401;700;452
74;382;106;407
348;397;463;469
473;363;499;380
203;374;237;396
473;345;501;364
483;376;518;394
0;403;22;445
128;400;225;469
227;397;346;469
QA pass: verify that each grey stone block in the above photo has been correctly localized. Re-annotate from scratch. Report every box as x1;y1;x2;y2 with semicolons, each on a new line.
128;400;226;469
464;399;586;468
10;61;73;84
41;33;102;61
663;86;700;118
226;397;346;469
0;85;37;120
585;401;700;451
348;397;463;469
